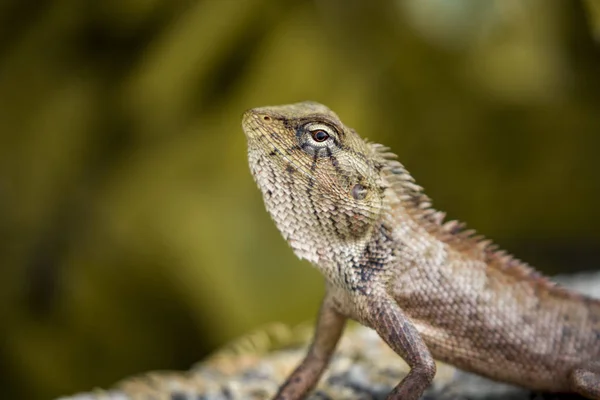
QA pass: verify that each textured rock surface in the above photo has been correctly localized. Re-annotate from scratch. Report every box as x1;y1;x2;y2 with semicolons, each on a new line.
58;274;600;400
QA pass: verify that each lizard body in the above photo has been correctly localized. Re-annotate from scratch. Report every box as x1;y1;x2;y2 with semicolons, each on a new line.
242;101;600;400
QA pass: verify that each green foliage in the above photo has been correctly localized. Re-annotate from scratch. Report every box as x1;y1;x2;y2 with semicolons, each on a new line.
584;0;600;39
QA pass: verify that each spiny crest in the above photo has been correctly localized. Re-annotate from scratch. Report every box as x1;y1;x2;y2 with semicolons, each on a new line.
369;143;578;299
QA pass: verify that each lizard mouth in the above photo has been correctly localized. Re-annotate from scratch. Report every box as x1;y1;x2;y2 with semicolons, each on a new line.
242;109;314;181
241;108;271;140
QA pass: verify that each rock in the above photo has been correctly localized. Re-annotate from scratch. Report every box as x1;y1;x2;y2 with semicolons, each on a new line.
57;273;600;400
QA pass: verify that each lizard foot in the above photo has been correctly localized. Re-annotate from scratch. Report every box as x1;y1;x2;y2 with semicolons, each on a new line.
570;362;600;399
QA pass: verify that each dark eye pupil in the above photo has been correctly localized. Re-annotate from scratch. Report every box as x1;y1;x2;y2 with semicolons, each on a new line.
312;130;329;142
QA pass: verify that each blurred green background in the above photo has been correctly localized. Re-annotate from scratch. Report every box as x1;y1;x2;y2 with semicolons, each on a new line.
1;0;600;398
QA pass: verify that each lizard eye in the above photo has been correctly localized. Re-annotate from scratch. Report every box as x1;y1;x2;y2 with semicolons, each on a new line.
311;129;329;142
299;122;339;156
304;123;336;145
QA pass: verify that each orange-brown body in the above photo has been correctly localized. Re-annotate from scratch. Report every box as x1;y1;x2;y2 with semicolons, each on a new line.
243;101;600;399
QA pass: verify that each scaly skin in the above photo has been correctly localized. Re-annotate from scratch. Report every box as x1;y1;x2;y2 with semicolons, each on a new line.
242;101;600;400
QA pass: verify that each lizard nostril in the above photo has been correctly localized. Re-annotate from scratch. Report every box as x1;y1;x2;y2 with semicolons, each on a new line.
263;116;271;121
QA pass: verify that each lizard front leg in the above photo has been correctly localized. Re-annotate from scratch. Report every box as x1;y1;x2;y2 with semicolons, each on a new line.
274;293;347;400
571;362;600;399
366;295;436;400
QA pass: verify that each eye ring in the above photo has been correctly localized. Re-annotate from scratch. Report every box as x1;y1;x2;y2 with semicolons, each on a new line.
311;129;330;142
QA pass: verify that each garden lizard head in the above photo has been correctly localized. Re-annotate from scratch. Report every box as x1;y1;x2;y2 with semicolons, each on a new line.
242;101;386;267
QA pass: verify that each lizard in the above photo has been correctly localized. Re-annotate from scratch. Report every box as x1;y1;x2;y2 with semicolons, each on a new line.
242;101;600;400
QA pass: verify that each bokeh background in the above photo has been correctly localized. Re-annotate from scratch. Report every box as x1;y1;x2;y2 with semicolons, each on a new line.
2;0;600;398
